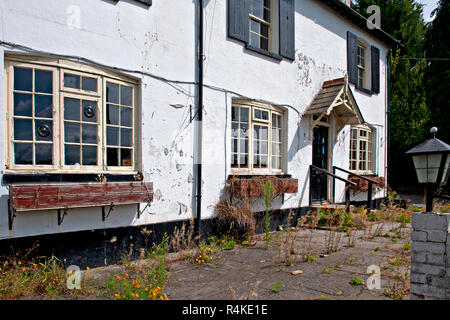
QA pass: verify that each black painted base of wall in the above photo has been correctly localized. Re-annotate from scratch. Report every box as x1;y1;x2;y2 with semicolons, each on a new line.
0;207;312;268
0;201;381;268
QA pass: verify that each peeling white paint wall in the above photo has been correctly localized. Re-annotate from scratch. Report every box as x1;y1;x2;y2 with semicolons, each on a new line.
0;0;388;240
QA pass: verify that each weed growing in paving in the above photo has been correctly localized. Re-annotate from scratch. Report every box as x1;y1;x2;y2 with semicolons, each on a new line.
270;282;282;293
107;233;170;300
349;277;364;286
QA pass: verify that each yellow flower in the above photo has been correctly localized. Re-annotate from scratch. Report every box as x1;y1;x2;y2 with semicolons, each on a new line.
17;261;22;265
114;293;120;298
86;267;90;270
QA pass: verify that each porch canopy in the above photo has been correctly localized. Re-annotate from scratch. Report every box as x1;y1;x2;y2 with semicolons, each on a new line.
305;77;365;132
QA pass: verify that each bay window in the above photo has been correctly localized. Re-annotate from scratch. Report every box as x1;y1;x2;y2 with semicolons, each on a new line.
231;101;284;174
5;56;138;173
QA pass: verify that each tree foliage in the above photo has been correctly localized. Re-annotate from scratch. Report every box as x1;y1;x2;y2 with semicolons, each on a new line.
352;0;432;189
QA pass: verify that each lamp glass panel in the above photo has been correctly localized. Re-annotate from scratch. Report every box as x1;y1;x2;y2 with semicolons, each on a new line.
440;154;450;185
412;153;442;183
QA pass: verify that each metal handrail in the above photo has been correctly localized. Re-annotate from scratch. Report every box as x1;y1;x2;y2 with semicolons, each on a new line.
333;166;379;184
310;165;357;186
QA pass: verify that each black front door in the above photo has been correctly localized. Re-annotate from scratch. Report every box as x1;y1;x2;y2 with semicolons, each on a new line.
311;125;329;203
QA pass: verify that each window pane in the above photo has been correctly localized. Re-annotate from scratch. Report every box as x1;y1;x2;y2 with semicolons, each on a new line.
14;67;32;92
106;82;119;103
82;100;97;122
240;108;249;122
120;107;132;127
107;104;119;125
35;95;53;118
121;128;132;147
82;146;97;165
253;155;260;167
82;76;97;92
64;97;80;121
240;139;248;153
14;143;33;165
120;85;133;106
120;149;132;166
232;139;238;153
254;109;261;119
35;70;52;93
272;157;280;170
232;123;239;137
261;126;268;140
35;120;53;142
82;124;97;144
240;124;249;138
35;144;52;165
254;125;260;139
252;3;262;18
107;127;119;146
64;122;80;143
231;154;238;167
261;24;269;37
261;156;267;168
240;154;248;167
251;33;259;47
231;107;239;121
254;141;259;154
251;20;260;33
14;93;32;117
272;143;280;156
14;119;32;141
261;141;268;155
65;145;80;165
261;37;269;50
64;73;80;89
107;148;119;166
263;8;270;22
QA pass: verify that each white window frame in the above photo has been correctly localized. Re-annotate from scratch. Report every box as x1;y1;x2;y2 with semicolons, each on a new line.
249;0;272;52
357;43;366;88
231;100;284;175
4;55;139;174
349;124;375;175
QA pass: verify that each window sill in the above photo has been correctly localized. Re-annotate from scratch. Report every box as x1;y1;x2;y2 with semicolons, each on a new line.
355;85;373;95
244;44;283;61
3;172;141;184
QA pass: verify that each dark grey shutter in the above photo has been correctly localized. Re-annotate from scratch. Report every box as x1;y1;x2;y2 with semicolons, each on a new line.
371;46;380;94
279;0;295;60
228;0;249;43
347;31;358;85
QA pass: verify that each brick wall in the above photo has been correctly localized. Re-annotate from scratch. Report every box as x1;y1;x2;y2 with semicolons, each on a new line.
410;213;450;300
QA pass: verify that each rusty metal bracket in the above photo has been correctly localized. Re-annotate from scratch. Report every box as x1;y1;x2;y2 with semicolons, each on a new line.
58;207;69;225
102;202;115;221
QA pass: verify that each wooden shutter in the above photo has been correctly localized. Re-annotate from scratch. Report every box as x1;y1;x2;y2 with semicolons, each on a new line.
228;0;250;43
371;46;380;94
347;31;358;85
279;0;295;60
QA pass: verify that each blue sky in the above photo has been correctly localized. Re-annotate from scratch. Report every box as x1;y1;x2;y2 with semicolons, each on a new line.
415;0;439;22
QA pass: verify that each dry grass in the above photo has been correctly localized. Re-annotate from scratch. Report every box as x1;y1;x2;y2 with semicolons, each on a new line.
214;198;256;240
170;219;198;253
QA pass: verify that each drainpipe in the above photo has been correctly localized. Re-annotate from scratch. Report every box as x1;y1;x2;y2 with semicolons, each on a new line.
194;0;204;238
385;49;391;195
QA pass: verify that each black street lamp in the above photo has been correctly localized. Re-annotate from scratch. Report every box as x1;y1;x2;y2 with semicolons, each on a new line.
405;127;450;212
